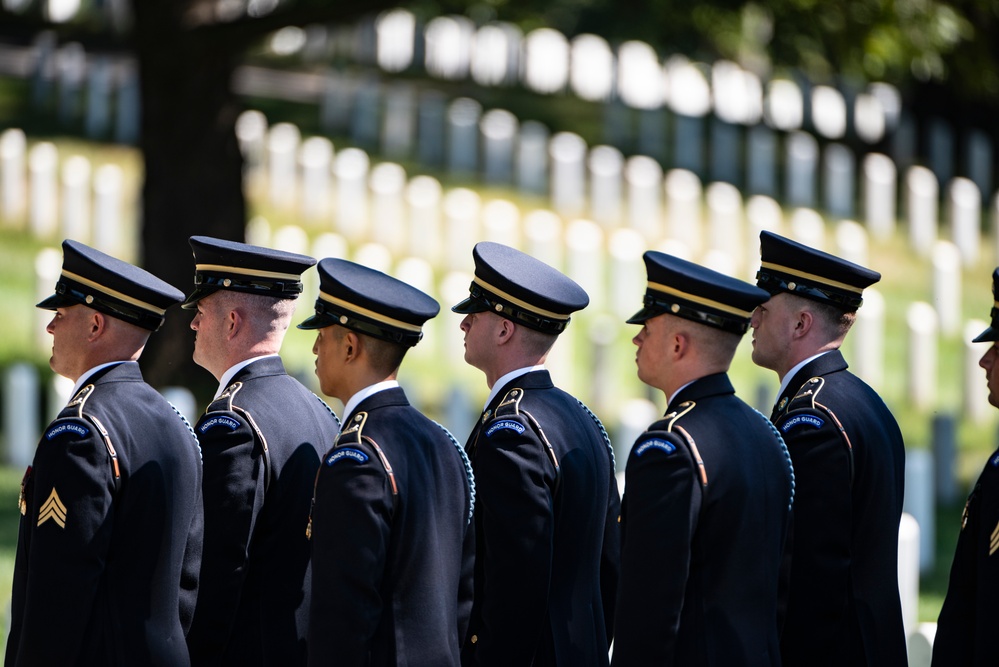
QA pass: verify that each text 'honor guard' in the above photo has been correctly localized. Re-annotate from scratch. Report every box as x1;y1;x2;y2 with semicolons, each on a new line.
933;267;999;666
612;251;794;666
6;240;203;667
300;258;475;666
751;230;906;666
453;241;621;667
183;236;340;666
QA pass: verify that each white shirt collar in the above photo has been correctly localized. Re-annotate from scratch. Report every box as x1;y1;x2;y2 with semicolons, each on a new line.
215;354;279;399
71;360;129;397
484;365;546;411
776;350;832;406
342;380;400;422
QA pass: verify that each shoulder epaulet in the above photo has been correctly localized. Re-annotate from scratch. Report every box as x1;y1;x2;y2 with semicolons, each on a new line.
333;411;398;496
493;387;524;418
659;401;707;486
782;375;854;483
202;381;274;492
63;384;121;488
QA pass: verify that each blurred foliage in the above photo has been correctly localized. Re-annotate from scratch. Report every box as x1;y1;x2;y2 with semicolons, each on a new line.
417;0;999;102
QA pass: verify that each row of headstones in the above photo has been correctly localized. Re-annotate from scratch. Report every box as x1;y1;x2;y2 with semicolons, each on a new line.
318;70;997;213
0;357;945;661
26;33;140;143
0;129;131;259
237;112;999;273
18;27;996;207
285;10;997;199
3;120;998;368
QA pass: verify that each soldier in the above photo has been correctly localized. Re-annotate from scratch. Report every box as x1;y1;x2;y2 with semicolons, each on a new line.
183;237;340;666
611;251;793;665
300;258;475;666
751;230;906;666
6;240;202;667
933;267;999;665
452;241;620;667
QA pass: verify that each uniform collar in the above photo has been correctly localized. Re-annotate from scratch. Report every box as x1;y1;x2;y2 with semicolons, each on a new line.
215;354;279;399
71;360;130;397
484;365;546;411
342;380;400;423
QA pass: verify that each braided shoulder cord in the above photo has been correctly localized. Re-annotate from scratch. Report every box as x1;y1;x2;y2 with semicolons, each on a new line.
312;393;343;431
753;407;795;511
576;399;616;470
434;421;476;526
167;401;202;461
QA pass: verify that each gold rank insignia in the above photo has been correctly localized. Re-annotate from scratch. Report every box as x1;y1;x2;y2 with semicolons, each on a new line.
991;520;999;557
37;488;67;529
777;397;789;412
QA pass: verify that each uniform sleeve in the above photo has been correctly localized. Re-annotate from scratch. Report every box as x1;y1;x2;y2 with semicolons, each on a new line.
473;417;557;667
179;465;204;635
186;411;265;663
7;419;116;667
777;409;853;658
933;466;999;666
308;443;393;667
601;466;622;642
611;433;699;667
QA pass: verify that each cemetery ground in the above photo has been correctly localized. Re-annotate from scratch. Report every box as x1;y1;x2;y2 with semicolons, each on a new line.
1;79;997;637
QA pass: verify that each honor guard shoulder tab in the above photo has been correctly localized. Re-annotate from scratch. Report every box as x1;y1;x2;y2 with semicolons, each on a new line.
488;388;560;479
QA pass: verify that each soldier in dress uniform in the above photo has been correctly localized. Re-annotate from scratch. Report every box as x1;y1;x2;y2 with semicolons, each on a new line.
751;230;906;666
183;237;340;666
299;258;475;666
611;251;794;666
5;240;202;667
452;241;620;667
933;267;999;666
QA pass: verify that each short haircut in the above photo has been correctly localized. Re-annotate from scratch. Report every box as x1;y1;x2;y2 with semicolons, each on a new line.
332;325;408;376
672;317;742;367
788;294;856;340
212;291;296;337
518;325;558;358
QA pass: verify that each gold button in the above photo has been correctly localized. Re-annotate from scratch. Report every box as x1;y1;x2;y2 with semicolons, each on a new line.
339;315;348;324
494;304;503;312
787;281;797;290
85;295;94;304
670;303;680;313
223;278;232;287
471;635;478;644
617;515;621;523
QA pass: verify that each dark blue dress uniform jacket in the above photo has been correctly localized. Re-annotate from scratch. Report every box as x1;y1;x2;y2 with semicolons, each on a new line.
5;361;203;667
461;370;621;667
932;448;999;666
187;356;339;666
772;350;906;667
612;372;793;667
308;386;475;666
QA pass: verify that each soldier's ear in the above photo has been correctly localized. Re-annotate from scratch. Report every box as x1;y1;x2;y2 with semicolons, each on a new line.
87;311;106;341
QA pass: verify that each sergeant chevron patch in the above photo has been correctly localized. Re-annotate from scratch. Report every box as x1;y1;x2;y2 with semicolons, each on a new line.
991;520;999;556
37;488;67;529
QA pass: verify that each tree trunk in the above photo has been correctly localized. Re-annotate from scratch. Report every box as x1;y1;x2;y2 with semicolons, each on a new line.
132;3;247;398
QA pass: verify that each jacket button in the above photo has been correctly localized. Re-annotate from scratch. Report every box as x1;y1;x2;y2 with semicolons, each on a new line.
471;635;478;644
